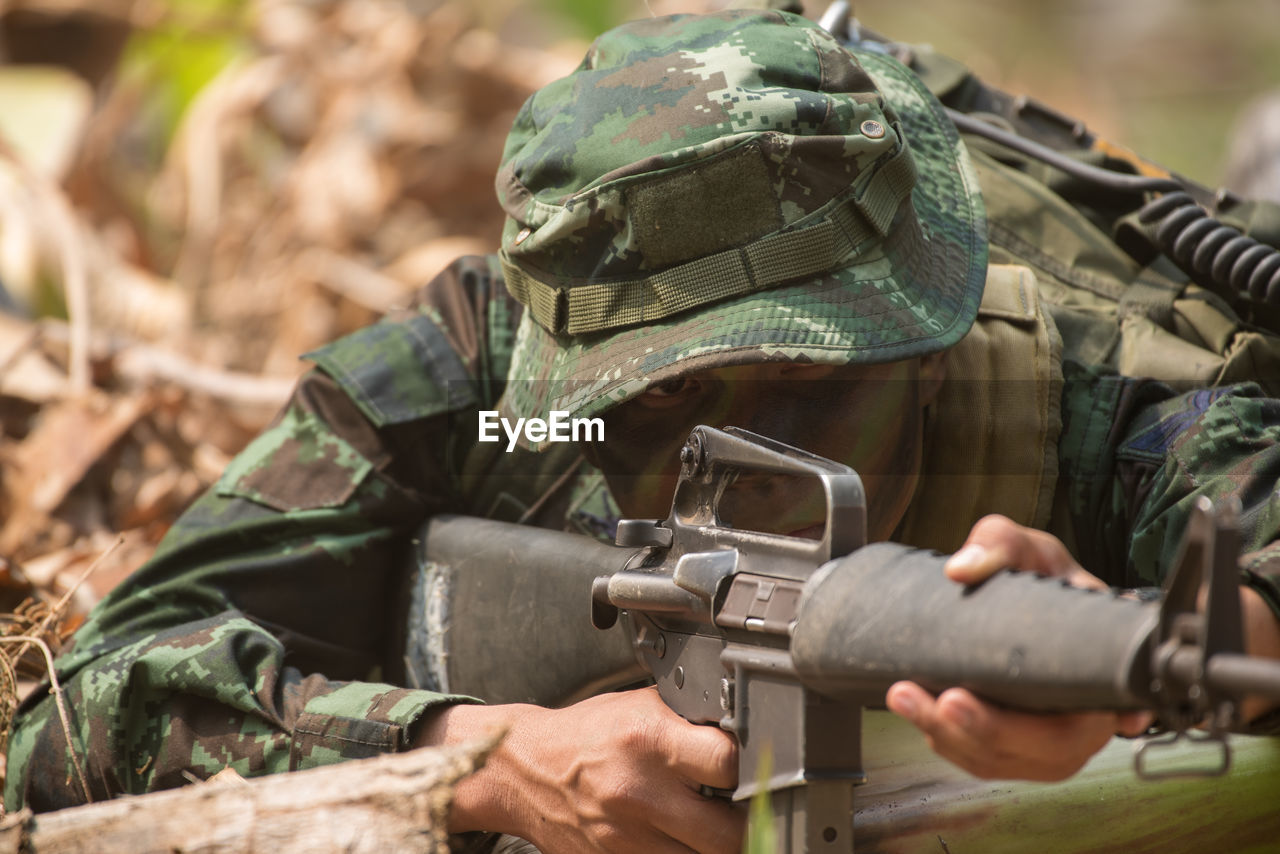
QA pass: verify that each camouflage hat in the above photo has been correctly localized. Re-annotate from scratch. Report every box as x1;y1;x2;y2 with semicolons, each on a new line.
496;9;986;426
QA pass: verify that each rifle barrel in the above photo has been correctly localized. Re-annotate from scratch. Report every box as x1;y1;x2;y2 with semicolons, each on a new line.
1206;652;1280;700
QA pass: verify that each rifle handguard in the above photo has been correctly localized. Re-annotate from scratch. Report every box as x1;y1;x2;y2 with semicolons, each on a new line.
791;543;1158;710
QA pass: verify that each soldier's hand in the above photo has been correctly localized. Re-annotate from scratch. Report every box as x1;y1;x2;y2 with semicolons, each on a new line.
939;513;1107;590
419;686;744;853
884;514;1153;781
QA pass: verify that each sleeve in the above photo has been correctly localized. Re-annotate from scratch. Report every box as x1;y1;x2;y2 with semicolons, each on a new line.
5;256;515;812
1058;359;1280;612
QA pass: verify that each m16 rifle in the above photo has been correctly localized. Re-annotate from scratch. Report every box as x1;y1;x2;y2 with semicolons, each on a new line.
407;426;1280;854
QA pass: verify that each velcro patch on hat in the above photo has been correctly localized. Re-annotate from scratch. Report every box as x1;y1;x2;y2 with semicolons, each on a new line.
627;142;782;269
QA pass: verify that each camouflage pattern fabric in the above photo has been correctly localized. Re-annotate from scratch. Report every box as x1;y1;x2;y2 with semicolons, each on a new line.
496;10;986;430
3;257;513;811
9;9;1280;821
1058;360;1280;602
11;251;1280;811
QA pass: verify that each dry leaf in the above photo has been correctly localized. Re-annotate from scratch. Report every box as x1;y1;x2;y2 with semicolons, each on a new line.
0;393;151;557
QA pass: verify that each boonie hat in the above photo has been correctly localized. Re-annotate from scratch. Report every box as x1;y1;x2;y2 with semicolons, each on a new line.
496;9;987;426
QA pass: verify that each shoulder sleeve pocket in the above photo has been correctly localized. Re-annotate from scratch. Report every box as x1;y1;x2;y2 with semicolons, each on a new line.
305;311;478;428
216;405;373;512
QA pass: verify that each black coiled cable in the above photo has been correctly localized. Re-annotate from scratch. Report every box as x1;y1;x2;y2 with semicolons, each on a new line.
948;108;1280;311
1140;192;1280;308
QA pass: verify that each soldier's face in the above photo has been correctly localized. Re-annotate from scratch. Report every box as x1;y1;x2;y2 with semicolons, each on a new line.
590;355;946;543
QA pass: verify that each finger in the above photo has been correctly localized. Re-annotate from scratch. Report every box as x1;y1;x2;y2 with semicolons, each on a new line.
937;690;1122;780
945;515;1060;583
885;680;934;724
1116;709;1157;737
652;790;745;854
946;515;1105;589
944;542;1003;585
665;721;739;791
633;692;737;791
889;682;1123;781
593;825;700;854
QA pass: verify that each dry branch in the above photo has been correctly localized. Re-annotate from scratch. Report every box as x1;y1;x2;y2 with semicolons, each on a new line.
111;344;297;408
0;735;498;854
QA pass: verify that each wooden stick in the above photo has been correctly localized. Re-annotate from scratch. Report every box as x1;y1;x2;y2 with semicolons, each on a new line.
36;319;297;408
2;734;499;854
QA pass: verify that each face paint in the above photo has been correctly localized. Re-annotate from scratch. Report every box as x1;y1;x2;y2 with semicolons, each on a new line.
588;359;942;542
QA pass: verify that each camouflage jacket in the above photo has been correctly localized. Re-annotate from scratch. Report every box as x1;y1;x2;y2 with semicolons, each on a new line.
10;250;1280;811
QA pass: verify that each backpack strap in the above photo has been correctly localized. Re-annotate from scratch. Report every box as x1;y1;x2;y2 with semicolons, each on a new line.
1118;259;1186;330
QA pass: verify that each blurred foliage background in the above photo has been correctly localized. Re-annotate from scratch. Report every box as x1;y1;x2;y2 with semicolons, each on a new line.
838;0;1280;188
491;0;1280;186
0;0;1276;623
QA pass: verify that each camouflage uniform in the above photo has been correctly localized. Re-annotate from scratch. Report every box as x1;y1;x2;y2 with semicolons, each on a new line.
9;9;1280;813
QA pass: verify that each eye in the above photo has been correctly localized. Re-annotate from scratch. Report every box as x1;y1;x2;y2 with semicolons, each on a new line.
648;377;692;397
635;375;702;408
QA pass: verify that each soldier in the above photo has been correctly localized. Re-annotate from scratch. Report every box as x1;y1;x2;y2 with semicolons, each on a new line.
8;10;1280;854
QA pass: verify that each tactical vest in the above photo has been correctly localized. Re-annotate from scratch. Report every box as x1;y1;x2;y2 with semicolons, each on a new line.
900;140;1280;555
898;261;1062;554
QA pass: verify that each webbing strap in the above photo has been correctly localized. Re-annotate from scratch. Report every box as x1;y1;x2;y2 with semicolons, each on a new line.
503;139;918;335
1118;257;1187;330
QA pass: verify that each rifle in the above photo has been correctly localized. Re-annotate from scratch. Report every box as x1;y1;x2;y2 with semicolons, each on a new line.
405;426;1280;854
